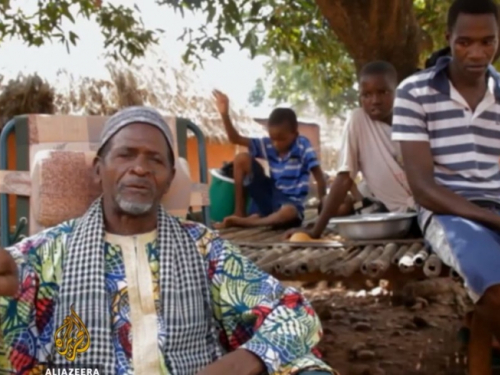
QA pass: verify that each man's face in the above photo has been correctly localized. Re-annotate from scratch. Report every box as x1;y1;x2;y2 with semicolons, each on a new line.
359;74;395;122
95;123;175;216
447;13;498;79
268;124;297;154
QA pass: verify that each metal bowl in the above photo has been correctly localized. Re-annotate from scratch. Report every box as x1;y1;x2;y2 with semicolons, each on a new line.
328;212;417;241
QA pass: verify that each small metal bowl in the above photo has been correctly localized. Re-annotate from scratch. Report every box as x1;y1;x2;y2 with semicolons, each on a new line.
328;212;417;241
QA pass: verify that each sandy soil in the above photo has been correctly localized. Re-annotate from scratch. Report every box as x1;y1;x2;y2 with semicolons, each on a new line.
290;279;476;375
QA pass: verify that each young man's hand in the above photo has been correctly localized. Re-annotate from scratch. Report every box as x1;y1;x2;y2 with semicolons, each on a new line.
0;249;19;297
212;90;230;116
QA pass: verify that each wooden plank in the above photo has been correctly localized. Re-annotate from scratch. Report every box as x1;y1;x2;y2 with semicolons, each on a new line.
217;227;242;235
0;171;31;196
233;238;425;248
219;226;270;241
259;231;288;242
239;230;284;242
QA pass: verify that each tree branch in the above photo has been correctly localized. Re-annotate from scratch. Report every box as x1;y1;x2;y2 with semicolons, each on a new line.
315;0;422;81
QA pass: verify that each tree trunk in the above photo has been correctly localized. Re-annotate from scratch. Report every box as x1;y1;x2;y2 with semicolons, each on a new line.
315;0;423;82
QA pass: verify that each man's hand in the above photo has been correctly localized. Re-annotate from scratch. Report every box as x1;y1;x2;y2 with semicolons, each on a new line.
196;349;265;375
212;89;230;116
0;248;19;297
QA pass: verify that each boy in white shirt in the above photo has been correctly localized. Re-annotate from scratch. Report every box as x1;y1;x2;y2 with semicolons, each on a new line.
286;61;415;239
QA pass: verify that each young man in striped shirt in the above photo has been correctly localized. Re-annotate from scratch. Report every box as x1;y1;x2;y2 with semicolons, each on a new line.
212;90;326;229
392;0;500;368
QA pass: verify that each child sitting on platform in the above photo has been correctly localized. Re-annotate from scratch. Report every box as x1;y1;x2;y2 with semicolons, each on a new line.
212;90;326;229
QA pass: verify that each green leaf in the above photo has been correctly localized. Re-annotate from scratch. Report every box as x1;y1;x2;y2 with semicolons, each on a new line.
68;30;78;45
0;0;459;117
250;2;261;17
206;2;216;23
226;0;241;24
61;3;75;23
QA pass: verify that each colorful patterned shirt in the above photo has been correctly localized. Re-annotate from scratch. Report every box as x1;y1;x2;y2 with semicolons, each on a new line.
0;219;332;375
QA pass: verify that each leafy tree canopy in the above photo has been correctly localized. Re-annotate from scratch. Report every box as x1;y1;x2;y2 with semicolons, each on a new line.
0;0;161;62
2;0;500;117
163;0;452;116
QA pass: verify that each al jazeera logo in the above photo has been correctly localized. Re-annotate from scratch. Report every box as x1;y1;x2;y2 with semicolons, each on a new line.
42;305;101;375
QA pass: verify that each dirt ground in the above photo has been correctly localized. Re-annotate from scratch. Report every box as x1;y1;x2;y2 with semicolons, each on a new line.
289;279;475;375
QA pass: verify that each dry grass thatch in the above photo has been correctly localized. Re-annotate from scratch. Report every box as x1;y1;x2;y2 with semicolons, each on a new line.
0;73;56;128
0;51;266;142
0;50;347;171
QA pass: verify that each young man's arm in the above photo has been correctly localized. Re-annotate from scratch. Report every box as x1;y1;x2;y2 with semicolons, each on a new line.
305;173;353;238
350;182;364;202
213;90;251;147
399;142;500;229
392;86;500;230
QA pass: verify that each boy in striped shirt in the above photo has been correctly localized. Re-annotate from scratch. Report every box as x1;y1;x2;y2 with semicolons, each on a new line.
392;0;500;369
212;90;326;229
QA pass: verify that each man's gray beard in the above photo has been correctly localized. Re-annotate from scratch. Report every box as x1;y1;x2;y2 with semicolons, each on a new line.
115;195;153;216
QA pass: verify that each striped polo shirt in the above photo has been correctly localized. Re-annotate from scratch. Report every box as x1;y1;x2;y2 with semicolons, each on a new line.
392;56;500;224
249;135;319;211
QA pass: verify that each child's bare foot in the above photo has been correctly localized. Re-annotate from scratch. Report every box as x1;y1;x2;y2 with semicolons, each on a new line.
213;214;259;229
213;215;240;229
213;221;227;229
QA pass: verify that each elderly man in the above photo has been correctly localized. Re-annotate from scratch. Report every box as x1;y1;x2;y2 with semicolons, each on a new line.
0;107;334;375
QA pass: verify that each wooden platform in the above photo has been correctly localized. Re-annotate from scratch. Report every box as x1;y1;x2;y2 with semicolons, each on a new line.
217;210;451;286
218;209;320;244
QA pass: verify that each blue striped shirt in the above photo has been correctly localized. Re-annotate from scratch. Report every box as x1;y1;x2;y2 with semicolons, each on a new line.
392;57;500;224
249;135;319;211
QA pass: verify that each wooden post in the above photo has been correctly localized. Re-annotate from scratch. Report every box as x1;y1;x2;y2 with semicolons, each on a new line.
468;311;492;375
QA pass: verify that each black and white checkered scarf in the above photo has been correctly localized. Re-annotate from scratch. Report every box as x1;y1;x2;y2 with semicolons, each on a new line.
51;198;223;374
